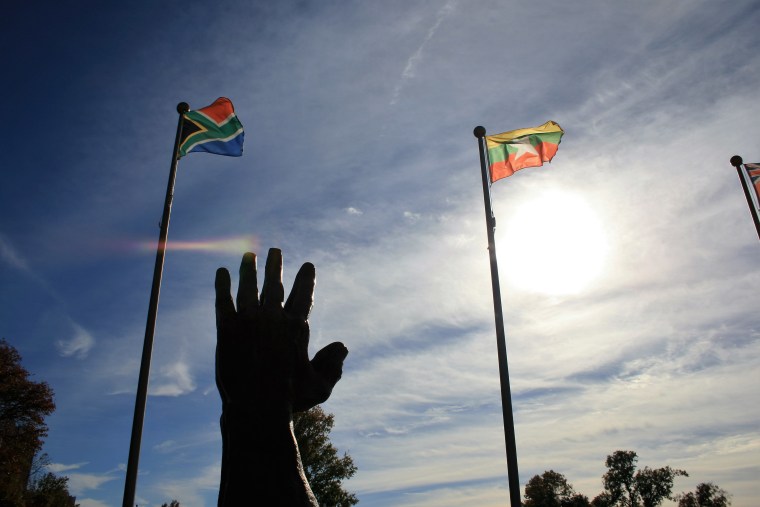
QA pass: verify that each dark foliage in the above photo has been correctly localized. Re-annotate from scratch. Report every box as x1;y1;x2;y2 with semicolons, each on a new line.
524;470;590;507
676;483;731;507
594;450;687;507
0;340;56;506
25;472;77;507
293;406;358;506
524;450;721;507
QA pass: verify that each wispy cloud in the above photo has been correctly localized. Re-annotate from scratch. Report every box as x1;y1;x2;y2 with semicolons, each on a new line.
403;211;421;223
153;462;221;507
390;1;457;105
48;462;89;473
56;322;96;359
150;359;197;397
65;471;118;494
47;462;118;496
0;233;29;271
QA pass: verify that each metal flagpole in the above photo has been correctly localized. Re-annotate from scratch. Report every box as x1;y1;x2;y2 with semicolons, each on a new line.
473;126;521;507
122;102;189;507
730;155;760;241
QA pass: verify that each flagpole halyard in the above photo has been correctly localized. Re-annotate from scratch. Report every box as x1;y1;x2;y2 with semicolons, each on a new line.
122;102;189;507
730;155;760;241
474;126;522;507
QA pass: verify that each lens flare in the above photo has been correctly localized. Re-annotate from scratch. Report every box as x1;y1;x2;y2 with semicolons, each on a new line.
134;235;259;254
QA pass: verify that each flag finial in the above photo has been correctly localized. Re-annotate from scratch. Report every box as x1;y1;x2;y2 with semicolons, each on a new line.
474;126;486;138
177;102;190;114
730;155;743;167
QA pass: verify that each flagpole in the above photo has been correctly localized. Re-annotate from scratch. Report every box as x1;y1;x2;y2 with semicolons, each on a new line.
122;102;189;507
730;155;760;240
474;126;521;507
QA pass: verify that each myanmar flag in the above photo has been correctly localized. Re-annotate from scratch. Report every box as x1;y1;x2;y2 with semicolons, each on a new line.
486;121;564;182
746;163;760;204
179;97;244;158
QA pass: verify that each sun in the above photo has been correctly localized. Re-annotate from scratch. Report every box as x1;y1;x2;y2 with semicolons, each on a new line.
497;190;608;295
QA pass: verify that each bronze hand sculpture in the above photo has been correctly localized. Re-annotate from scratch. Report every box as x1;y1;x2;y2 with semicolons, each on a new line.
215;248;348;506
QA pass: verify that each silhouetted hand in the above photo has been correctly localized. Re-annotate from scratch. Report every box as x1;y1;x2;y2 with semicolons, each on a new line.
214;248;348;506
215;248;348;413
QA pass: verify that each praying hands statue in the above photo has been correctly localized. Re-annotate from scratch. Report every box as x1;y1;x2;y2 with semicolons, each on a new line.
215;248;348;506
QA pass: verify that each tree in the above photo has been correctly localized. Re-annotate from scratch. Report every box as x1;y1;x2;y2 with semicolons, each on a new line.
525;470;573;507
590;492;613;507
0;339;56;506
524;470;590;507
25;472;77;507
564;494;593;507
293;406;358;506
595;451;687;507
675;483;731;507
601;451;638;506
636;466;688;507
160;501;181;507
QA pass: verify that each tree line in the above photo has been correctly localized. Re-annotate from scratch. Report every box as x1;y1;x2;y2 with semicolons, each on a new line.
524;450;730;507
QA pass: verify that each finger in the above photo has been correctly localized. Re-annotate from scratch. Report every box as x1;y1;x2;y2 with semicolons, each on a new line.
215;267;236;324
260;248;284;307
293;342;348;412
284;262;315;320
311;342;348;384
236;252;259;316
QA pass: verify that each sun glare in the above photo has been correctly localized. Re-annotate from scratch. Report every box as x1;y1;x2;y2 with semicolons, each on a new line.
498;191;608;295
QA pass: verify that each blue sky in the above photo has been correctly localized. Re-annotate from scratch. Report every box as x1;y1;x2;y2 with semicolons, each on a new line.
2;1;759;506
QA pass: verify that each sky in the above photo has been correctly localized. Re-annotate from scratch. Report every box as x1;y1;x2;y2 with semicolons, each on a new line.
1;1;759;506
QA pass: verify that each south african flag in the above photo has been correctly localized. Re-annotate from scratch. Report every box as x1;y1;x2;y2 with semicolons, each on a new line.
179;97;244;158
